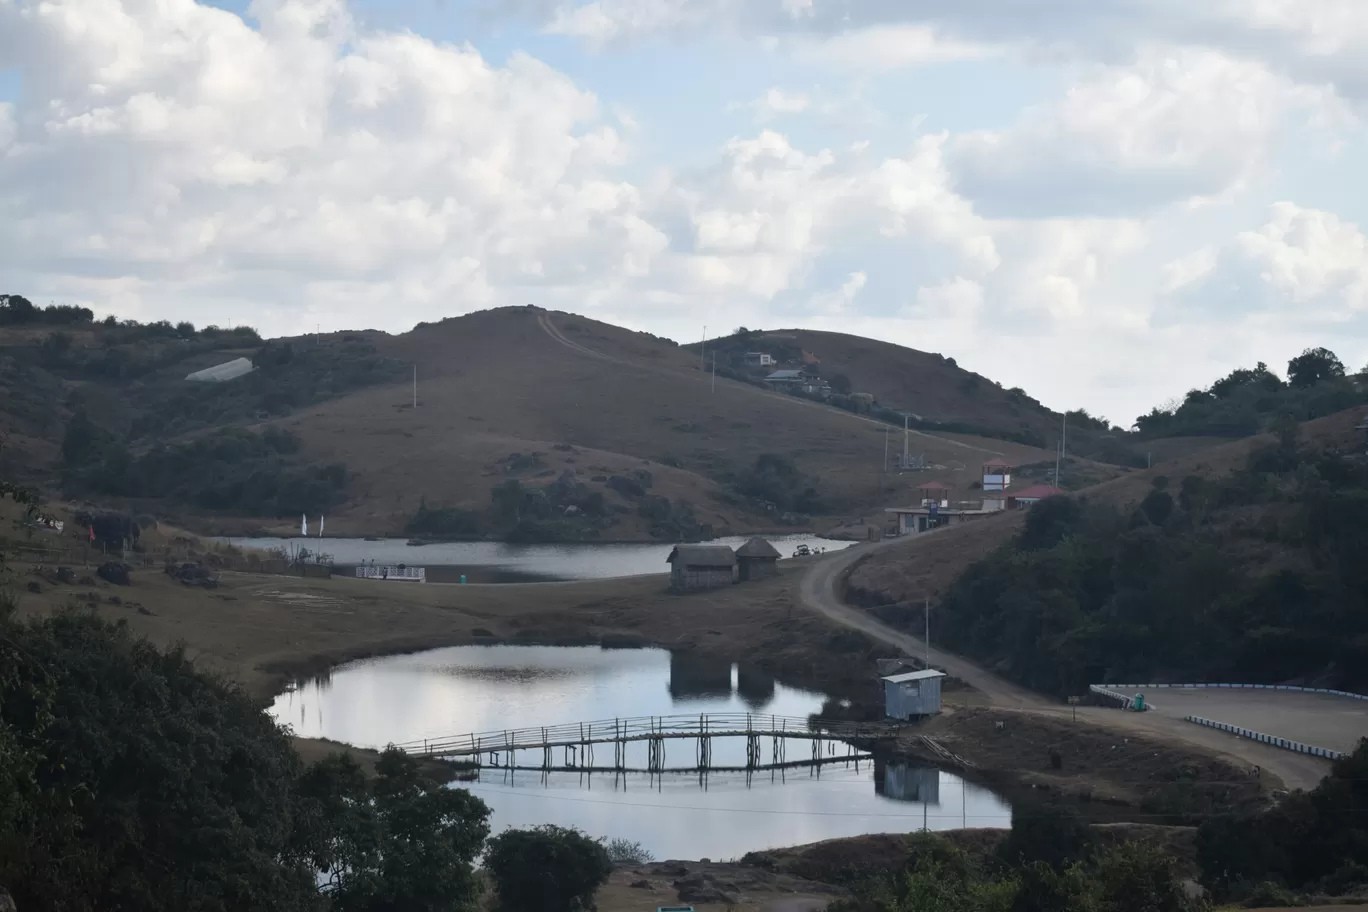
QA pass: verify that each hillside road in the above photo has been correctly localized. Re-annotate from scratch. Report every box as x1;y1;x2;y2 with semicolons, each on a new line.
796;539;1347;790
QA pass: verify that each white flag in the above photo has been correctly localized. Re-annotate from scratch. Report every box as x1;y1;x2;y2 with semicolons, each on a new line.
301;514;307;536
319;516;325;537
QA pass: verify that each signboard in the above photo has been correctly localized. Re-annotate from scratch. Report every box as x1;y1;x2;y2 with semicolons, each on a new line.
1067;696;1082;705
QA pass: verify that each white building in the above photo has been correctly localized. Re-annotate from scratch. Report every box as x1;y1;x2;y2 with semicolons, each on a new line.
882;669;946;719
185;357;255;382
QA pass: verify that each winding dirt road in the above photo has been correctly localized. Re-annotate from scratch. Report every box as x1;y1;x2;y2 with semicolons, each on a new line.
796;539;1342;790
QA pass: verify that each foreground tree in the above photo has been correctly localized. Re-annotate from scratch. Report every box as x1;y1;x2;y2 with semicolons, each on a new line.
1287;347;1345;388
484;825;613;912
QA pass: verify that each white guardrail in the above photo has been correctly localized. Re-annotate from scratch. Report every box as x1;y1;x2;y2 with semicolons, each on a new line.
355;565;426;582
1184;716;1345;760
1102;682;1368;702
1088;684;1148;709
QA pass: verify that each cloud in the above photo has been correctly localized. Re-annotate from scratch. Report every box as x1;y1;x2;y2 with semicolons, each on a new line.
737;87;810;122
1164;202;1368;318
789;25;993;73
949;49;1340;217
0;0;667;330
806;270;867;314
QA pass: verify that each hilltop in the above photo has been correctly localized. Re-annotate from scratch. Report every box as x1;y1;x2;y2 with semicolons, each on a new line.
1;302;1075;539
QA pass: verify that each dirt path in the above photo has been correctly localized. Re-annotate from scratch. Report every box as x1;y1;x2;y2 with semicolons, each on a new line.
797;540;1336;791
798;538;1045;709
535;312;1010;458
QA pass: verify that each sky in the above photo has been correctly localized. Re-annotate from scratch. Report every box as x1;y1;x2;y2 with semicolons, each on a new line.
2;1;1368;424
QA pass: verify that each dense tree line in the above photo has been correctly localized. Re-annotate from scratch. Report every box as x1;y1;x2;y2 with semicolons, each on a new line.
825;810;1201;912
917;420;1368;696
0;294;93;326
1135;348;1364;437
63;420;349;517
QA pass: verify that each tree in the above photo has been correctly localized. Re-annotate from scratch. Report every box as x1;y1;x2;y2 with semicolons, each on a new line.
491;479;525;521
484;825;613;912
830;373;853;395
0;295;36;325
1287;347;1345;388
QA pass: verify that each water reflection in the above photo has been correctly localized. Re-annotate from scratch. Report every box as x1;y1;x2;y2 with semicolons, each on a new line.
271;645;1010;859
227;533;855;583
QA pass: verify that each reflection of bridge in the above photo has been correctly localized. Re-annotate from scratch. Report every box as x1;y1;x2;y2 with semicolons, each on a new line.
392;713;898;773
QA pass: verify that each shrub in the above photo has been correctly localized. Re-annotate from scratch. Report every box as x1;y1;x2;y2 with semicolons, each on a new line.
605;837;654;864
484;825;613;912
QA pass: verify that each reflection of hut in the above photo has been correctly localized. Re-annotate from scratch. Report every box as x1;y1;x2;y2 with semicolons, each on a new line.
875;759;941;804
735;665;776;708
667;545;737;592
669;652;734;700
736;537;781;581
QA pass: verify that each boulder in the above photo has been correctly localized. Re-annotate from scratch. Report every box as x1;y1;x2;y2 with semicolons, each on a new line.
96;561;131;586
674;874;739;905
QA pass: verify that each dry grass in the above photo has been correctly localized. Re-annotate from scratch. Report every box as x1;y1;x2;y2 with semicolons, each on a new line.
211;307;1063;536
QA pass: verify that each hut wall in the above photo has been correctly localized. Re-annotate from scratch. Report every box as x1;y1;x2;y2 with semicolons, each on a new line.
671;566;735;591
739;557;779;581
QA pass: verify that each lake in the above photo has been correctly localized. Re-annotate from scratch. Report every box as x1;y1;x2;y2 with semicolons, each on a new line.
227;533;857;583
271;645;1011;860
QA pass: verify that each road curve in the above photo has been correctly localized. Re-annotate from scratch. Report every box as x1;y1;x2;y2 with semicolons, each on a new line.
797;538;1046;709
796;539;1336;790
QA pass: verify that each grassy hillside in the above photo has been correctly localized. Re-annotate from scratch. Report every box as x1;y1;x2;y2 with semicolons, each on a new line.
4;303;1076;539
850;403;1368;695
273;307;1064;537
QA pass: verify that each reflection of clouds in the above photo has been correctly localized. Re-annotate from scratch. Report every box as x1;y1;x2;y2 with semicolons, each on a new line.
268;644;1011;858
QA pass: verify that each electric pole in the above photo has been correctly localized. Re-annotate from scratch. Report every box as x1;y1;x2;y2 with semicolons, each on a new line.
412;365;417;409
924;595;931;668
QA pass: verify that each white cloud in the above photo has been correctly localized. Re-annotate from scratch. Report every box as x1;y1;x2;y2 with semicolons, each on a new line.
739;87;810;122
950;48;1343;217
790;25;993;73
910;276;984;316
807;270;867;314
1163;202;1368;319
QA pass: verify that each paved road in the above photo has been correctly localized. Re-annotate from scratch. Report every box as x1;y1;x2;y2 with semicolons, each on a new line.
796;541;1353;791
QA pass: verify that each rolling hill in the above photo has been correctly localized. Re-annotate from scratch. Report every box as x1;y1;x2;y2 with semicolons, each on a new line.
2;304;1088;539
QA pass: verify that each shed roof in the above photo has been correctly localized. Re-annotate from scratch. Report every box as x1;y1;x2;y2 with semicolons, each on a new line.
1010;484;1065;500
982;459;1013;468
918;481;951;491
667;545;737;568
765;369;806;380
735;537;781;559
882;669;948;684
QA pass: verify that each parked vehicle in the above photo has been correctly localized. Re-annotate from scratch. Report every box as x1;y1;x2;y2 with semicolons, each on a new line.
793;544;812;557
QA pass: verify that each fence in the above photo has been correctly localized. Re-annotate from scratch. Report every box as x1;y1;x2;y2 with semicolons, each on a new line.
1184;715;1345;760
355;565;426;582
1101;683;1368;702
1088;684;1153;710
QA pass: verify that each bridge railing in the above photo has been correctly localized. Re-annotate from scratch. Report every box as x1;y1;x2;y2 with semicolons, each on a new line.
392;712;889;757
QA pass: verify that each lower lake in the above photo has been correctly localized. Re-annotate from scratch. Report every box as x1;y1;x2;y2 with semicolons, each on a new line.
226;533;856;583
271;645;1011;861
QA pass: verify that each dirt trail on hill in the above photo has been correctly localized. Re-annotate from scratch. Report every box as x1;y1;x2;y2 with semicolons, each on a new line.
799;537;1046;709
535;311;1011;457
798;539;1336;791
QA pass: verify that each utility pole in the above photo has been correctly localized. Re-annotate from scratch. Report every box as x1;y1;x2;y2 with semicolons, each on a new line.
924;595;931;668
412;365;417;409
903;415;910;469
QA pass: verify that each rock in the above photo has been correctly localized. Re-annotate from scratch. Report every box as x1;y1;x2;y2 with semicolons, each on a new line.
629;880;652;890
107;595;122;606
78;575;97;586
55;566;75;584
607;475;645;499
165;561;218;589
674;874;739;905
96;561;131;586
0;884;16;912
26;582;40;593
136;604;155;616
657;863;689;877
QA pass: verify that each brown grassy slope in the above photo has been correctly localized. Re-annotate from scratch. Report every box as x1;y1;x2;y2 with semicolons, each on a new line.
745;328;1064;439
269;307;1059;533
846;404;1368;605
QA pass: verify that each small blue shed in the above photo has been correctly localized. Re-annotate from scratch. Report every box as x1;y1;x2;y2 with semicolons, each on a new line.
882;669;946;720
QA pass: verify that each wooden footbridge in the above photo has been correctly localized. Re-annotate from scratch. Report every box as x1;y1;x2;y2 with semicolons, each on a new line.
393;713;900;774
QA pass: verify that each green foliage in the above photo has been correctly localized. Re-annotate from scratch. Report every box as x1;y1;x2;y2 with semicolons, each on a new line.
604;837;654;864
1197;738;1368;897
830;373;853;395
483;824;613;912
1135;353;1362;437
996;804;1096;871
831;834;1200;912
0;294;93;325
301;749;490;912
407;503;482;538
931;430;1368;696
733;452;825;514
0;601;491;912
1287;347;1345;388
64;423;348;517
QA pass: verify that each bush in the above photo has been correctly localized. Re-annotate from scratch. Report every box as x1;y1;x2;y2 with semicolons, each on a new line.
605;837;654;864
484;825;613;912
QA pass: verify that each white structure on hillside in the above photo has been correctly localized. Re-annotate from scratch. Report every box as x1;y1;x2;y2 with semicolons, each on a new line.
186;357;255;382
882;669;946;719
